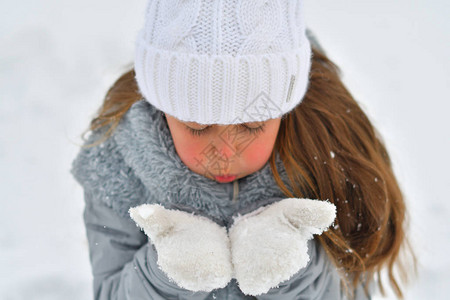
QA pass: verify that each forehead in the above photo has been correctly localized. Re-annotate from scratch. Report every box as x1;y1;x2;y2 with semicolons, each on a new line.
165;113;265;126
184;120;265;127
163;112;274;127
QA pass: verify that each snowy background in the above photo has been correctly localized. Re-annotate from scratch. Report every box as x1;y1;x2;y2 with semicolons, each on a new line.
1;0;449;299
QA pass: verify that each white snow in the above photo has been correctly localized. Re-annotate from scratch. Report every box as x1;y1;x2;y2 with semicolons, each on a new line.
138;205;155;219
1;0;449;299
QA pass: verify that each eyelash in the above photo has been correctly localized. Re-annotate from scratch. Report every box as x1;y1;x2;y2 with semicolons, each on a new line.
186;124;266;137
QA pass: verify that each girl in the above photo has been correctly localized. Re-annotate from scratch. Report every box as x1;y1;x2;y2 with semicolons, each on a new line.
71;1;416;299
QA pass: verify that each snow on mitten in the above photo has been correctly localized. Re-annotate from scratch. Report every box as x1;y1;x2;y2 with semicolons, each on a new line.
228;198;336;296
129;203;233;292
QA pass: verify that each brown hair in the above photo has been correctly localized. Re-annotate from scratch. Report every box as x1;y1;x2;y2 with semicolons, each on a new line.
80;47;417;299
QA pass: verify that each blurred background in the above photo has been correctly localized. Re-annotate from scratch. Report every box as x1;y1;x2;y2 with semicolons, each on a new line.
1;0;448;299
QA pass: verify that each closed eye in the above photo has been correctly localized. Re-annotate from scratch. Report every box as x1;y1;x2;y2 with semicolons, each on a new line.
185;123;266;137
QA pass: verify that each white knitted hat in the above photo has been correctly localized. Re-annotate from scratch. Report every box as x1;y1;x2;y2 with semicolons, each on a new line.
134;0;312;125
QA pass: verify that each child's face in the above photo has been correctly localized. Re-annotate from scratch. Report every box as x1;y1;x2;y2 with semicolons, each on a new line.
164;113;281;183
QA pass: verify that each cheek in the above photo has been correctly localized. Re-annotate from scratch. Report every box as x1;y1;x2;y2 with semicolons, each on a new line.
173;136;208;167
181;144;205;162
242;140;272;163
241;132;277;166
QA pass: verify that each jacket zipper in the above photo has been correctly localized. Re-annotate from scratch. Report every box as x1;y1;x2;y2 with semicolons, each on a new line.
231;180;239;203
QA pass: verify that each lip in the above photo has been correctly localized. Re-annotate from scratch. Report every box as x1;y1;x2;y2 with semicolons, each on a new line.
214;174;237;183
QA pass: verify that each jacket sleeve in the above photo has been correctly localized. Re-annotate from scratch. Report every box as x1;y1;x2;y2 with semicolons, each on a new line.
253;239;373;300
82;188;211;300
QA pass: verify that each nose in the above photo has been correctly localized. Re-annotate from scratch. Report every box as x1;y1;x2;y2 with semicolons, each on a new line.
215;145;234;161
214;137;234;160
212;148;233;175
212;125;239;162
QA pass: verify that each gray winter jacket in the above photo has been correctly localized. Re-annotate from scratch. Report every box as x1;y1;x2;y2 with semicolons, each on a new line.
70;30;374;299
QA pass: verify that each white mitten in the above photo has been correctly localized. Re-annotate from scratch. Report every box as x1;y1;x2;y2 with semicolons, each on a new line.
228;198;337;296
129;203;233;292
